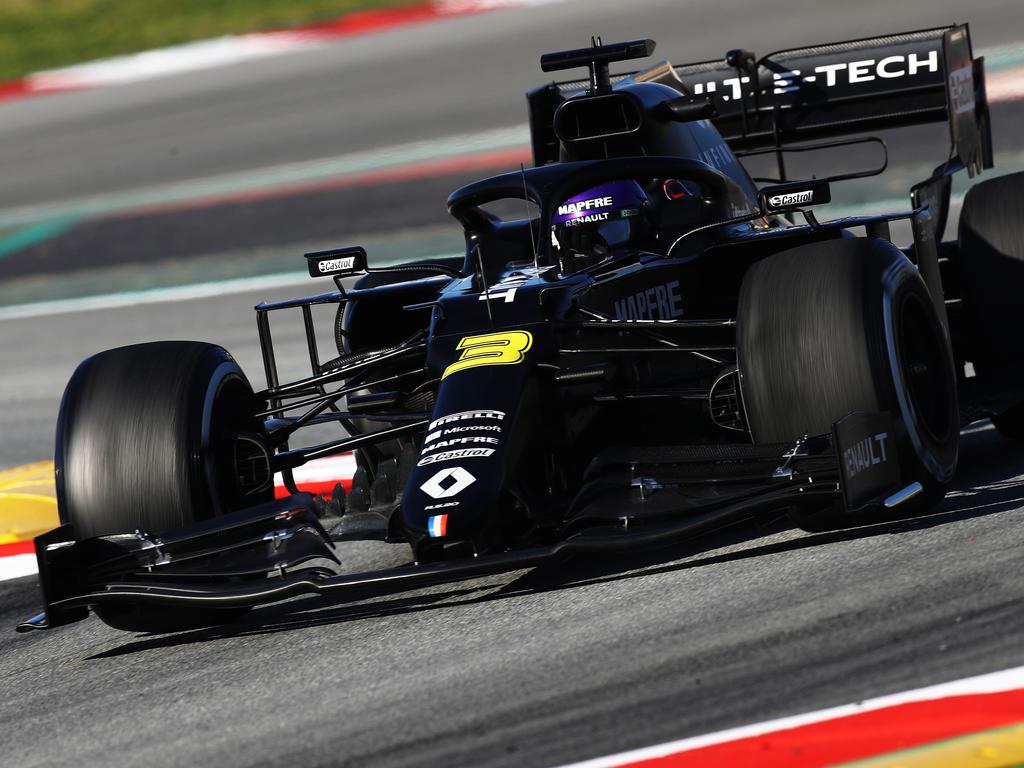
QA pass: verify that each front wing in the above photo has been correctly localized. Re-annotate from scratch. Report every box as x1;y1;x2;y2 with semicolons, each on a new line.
17;411;913;632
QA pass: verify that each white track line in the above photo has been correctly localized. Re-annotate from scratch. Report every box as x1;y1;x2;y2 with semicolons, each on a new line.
989;66;1024;103
14;0;572;94
0;554;38;582
0;252;461;321
0;271;310;321
275;453;357;488
29;35;317;91
557;665;1024;767
0;125;529;230
0;454;359;582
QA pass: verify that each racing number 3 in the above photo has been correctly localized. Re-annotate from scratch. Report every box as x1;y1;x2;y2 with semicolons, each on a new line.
442;331;533;379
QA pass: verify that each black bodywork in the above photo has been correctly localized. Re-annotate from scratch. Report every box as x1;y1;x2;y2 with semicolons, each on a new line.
20;24;1002;632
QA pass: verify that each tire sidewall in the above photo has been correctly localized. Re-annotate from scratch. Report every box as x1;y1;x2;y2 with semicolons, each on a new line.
878;257;958;486
737;238;958;509
57;343;263;539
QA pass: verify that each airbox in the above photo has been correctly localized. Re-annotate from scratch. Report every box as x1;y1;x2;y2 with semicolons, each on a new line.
553;93;643;143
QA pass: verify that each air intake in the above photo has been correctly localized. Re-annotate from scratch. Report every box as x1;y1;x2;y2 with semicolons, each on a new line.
553;93;643;143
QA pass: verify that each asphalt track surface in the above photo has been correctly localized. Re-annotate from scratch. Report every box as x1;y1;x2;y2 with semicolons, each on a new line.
3;418;1024;768
3;1;1024;766
1;0;1024;286
1;0;1022;210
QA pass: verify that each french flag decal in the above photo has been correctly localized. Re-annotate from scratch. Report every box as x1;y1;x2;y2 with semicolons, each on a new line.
427;514;448;538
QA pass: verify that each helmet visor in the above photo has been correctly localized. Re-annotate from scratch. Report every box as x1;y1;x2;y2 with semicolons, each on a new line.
552;181;646;259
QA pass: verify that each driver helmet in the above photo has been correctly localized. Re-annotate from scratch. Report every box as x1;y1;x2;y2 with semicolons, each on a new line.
551;180;651;267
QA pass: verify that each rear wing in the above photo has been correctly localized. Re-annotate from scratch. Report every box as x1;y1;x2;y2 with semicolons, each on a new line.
531;25;992;178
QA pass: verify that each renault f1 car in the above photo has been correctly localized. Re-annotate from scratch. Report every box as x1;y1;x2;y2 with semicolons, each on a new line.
21;25;1024;633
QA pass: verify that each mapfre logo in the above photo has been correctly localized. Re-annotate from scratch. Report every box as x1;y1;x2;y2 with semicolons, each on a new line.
768;190;813;208
558;196;613;216
614;279;683;321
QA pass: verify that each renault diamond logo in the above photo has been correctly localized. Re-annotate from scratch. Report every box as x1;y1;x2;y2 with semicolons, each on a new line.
420;466;476;499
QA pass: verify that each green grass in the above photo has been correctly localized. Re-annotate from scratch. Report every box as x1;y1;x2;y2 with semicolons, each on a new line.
0;0;421;81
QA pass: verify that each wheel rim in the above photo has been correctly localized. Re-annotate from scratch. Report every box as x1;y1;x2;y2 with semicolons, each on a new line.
896;291;954;445
204;369;270;515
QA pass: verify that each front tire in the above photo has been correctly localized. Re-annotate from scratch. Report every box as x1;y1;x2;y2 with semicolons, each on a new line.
737;238;958;530
56;341;269;631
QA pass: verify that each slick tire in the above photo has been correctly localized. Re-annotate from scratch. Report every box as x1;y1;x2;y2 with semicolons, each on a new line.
56;341;268;631
737;238;958;531
958;170;1024;436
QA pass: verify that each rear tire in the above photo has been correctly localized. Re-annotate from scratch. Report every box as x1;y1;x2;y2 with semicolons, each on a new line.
335;258;459;474
958;170;1024;434
56;341;268;631
737;238;958;530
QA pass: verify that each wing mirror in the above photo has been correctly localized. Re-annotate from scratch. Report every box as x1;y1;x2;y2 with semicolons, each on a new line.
305;246;367;278
758;179;831;214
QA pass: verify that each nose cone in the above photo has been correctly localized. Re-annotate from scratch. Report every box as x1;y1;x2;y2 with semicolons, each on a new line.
402;386;515;554
401;328;544;557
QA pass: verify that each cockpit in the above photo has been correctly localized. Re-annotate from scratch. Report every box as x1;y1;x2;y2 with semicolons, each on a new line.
446;157;761;278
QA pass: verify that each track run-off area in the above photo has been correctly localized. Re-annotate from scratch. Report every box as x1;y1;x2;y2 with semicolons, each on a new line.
3;1;1024;766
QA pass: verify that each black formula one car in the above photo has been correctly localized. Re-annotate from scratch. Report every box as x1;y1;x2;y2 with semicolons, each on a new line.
21;25;1024;633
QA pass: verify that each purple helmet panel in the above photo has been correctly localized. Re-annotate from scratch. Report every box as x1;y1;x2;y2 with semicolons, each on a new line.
552;180;645;226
